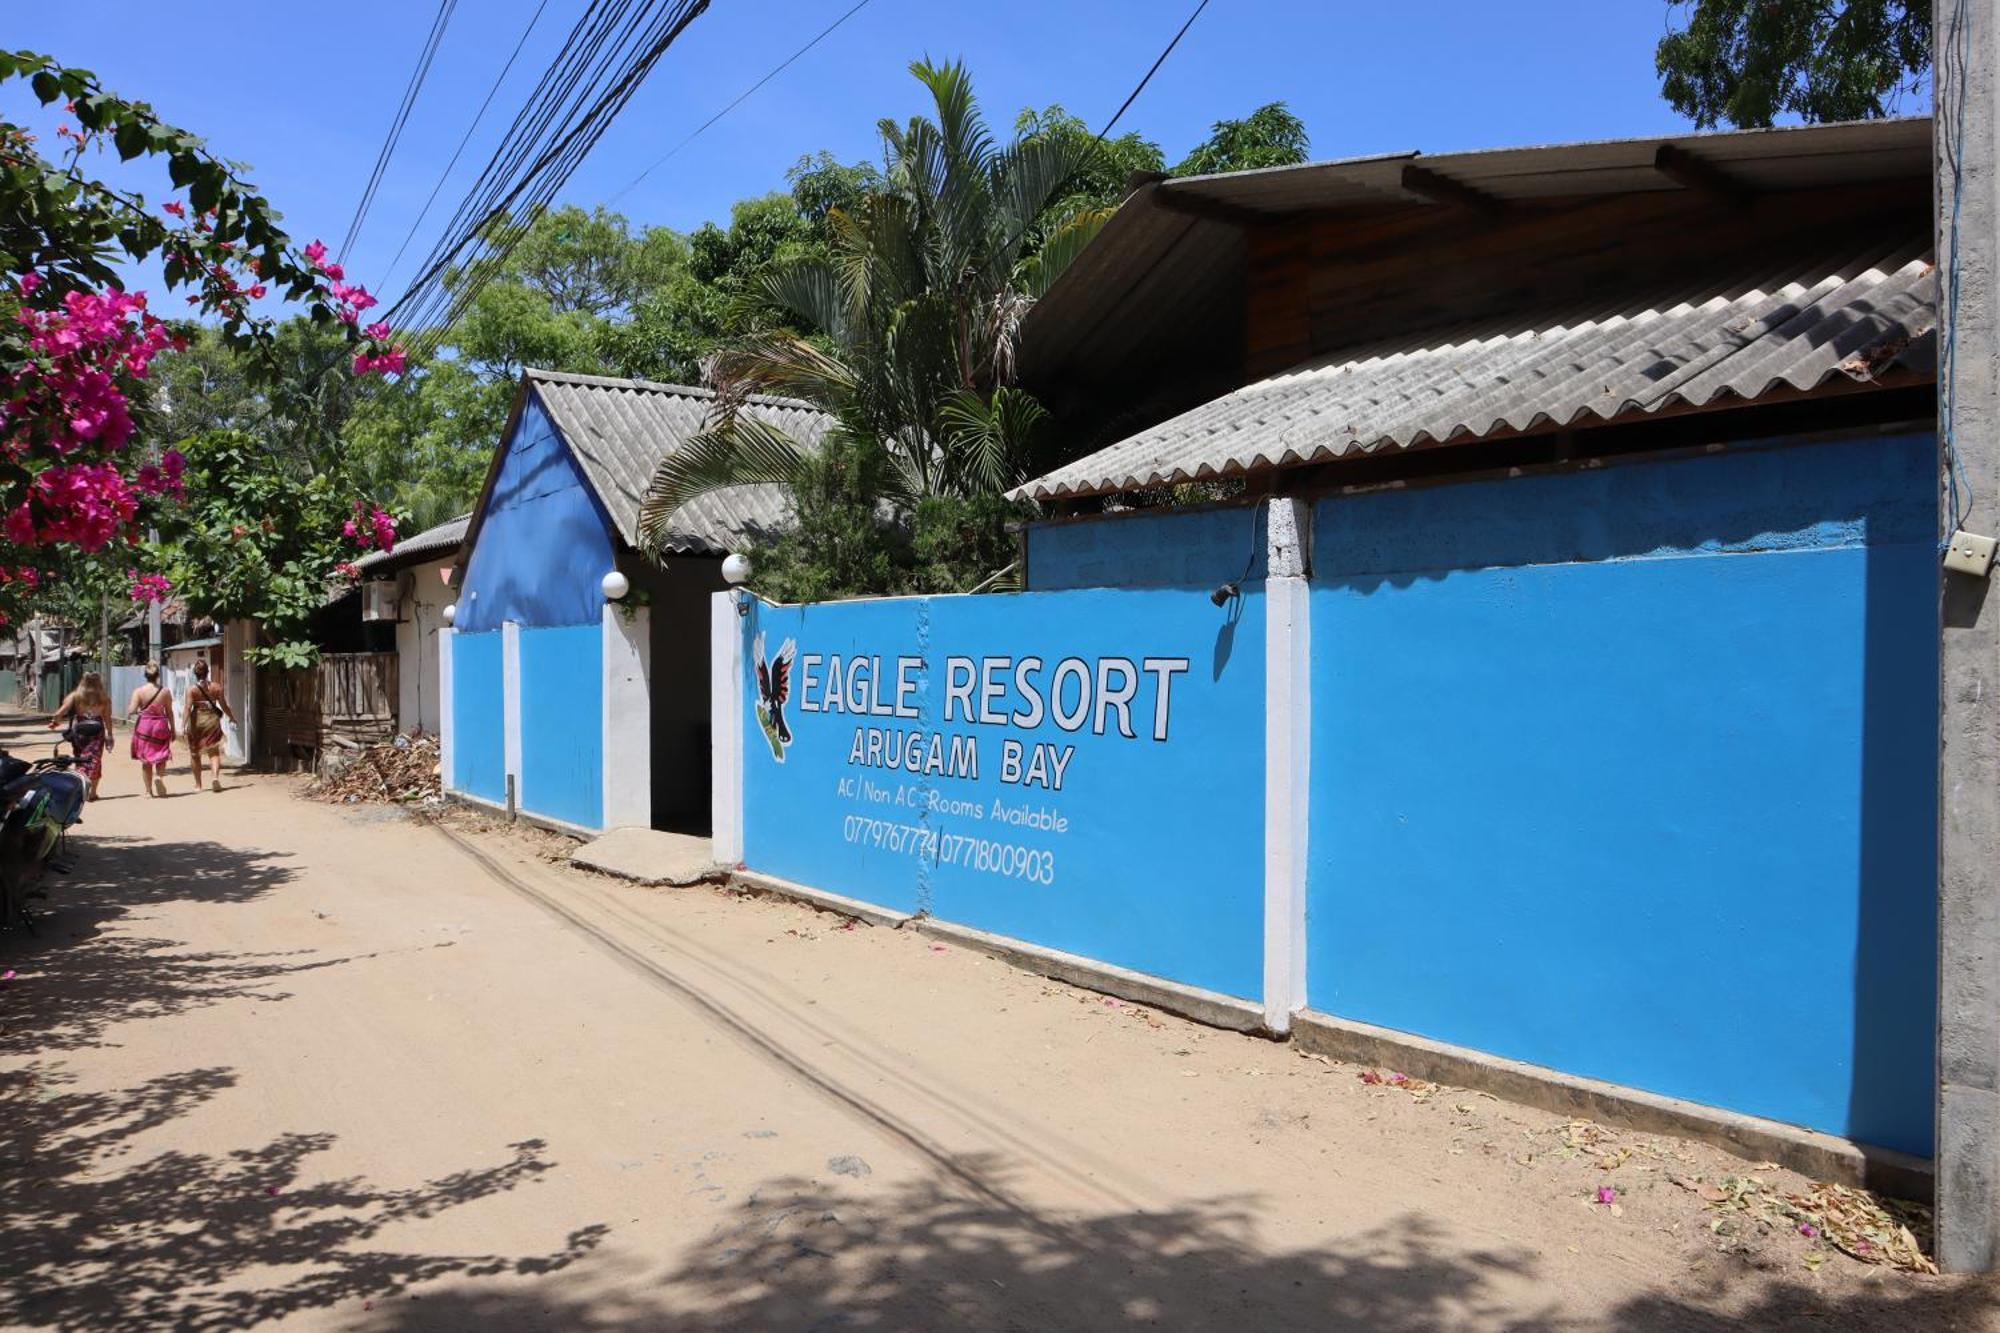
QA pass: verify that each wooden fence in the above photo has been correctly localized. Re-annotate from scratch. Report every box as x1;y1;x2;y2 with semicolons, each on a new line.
257;652;398;771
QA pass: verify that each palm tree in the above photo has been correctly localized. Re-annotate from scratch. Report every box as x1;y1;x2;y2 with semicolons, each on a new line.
636;60;1110;547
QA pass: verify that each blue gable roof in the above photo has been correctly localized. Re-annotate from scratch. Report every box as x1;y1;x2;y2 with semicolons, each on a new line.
456;393;617;631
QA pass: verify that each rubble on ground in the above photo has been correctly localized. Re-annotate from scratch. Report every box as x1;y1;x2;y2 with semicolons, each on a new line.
304;734;443;806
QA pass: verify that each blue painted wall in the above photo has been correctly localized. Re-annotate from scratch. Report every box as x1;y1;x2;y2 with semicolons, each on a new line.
519;623;603;828
741;578;1266;999
456;394;616;632
452;631;506;804
1027;504;1269;591
1306;434;1938;1156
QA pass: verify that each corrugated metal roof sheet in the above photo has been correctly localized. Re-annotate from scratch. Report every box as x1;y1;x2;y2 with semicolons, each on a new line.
1012;238;1935;501
353;513;470;574
525;369;834;555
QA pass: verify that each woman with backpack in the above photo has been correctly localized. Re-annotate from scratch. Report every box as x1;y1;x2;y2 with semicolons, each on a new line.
126;663;175;798
49;671;113;801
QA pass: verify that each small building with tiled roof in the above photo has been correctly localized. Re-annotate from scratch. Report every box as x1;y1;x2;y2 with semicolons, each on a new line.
444;368;829;834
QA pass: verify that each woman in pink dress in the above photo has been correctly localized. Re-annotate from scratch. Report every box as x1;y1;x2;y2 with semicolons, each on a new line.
125;663;175;798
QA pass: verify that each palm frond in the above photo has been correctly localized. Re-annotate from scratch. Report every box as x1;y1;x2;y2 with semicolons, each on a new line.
703;332;859;415
938;386;1047;496
1014;206;1113;301
637;414;813;553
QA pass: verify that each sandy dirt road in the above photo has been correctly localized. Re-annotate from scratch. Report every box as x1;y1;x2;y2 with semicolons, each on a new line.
0;711;1988;1331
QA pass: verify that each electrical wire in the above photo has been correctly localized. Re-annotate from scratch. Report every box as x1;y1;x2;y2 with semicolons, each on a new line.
341;0;461;263
1097;0;1210;144
387;0;714;357
608;0;876;205
380;0;556;288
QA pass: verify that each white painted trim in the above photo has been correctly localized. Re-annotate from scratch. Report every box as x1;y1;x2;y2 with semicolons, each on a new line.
1263;498;1312;1034
711;591;744;865
601;604;651;829
438;626;456;791
501;621;522;814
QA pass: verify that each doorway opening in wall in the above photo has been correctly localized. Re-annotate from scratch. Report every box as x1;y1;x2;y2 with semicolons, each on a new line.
639;556;724;836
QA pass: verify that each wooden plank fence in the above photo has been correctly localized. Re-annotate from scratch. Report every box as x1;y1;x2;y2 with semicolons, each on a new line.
257;652;398;771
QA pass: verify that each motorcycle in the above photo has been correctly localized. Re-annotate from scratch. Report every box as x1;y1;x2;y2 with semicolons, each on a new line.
0;738;86;931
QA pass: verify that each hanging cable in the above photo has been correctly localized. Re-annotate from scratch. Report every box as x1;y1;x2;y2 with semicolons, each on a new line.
340;0;461;262
380;0;556;288
608;0;876;205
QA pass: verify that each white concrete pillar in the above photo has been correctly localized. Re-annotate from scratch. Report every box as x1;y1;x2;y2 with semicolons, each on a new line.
1263;498;1312;1035
602;603;651;829
711;591;744;865
438;626;455;791
501;620;522;815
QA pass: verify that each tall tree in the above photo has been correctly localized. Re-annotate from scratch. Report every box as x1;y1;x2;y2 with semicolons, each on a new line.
1174;102;1310;175
1656;0;1931;128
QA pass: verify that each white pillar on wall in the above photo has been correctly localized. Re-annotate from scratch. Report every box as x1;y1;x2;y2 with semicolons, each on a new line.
711;591;744;865
438;626;455;791
602;603;651;828
1263;498;1312;1035
501;620;522;815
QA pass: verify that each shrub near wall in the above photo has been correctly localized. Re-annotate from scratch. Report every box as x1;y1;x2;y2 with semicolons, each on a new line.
739;584;1267;1000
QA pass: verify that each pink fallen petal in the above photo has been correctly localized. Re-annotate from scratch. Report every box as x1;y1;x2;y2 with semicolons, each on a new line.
1799;1223;1817;1238
929;945;947;953
1595;1186;1618;1206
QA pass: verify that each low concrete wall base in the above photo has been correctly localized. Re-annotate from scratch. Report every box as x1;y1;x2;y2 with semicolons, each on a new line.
1293;1009;1933;1201
913;918;1267;1036
730;870;913;930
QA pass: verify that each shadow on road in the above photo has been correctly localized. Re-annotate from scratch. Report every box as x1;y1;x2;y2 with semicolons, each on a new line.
0;835;325;1057
0;1063;606;1331
343;1165;1996;1332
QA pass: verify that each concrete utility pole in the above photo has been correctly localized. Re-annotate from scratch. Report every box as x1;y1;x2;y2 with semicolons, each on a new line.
145;525;162;666
1938;0;2000;1274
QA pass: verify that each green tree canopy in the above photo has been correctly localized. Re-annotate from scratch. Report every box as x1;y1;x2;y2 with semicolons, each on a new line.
1174;102;1311;175
1657;0;1931;128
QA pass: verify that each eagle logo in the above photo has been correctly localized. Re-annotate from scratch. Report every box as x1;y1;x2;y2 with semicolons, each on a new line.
753;632;797;762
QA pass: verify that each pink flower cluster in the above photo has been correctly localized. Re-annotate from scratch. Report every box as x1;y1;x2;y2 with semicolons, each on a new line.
8;282;177;456
342;501;397;555
127;570;173;604
133;449;187;499
9;462;140;551
299;239;408;379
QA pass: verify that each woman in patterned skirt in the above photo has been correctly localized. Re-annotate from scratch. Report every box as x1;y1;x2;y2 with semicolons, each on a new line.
49;671;112;801
183;658;235;793
126;663;175;798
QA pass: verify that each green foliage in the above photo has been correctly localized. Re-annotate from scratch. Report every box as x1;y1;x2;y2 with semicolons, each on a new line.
341;356;508;531
1657;0;1931;128
0;51;370;374
1173;103;1310;175
639;60;1096;601
153;429;354;663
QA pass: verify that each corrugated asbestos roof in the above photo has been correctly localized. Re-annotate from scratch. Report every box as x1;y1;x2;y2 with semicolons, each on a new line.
1012;238;1935;501
353;513;470;573
527;369;832;555
1021;117;1930;385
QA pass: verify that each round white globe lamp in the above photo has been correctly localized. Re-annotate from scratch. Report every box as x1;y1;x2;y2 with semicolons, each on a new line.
601;570;631;601
441;603;456;626
722;552;753;586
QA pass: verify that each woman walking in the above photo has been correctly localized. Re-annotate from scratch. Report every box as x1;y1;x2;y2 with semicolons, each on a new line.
126;664;175;798
49;671;113;801
184;659;236;793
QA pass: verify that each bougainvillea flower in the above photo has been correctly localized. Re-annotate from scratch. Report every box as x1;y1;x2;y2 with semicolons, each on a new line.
162;200;185;218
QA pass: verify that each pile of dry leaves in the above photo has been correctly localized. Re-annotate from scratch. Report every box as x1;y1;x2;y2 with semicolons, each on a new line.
306;735;442;806
1674;1172;1937;1274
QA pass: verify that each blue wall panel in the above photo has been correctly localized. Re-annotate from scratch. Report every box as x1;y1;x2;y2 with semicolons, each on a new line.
519;623;603;829
1306;434;1937;1155
741;583;1266;999
457;394;616;631
1026;504;1269;591
451;631;506;804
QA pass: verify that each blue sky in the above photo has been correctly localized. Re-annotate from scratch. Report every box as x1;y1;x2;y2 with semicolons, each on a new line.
5;1;1882;307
